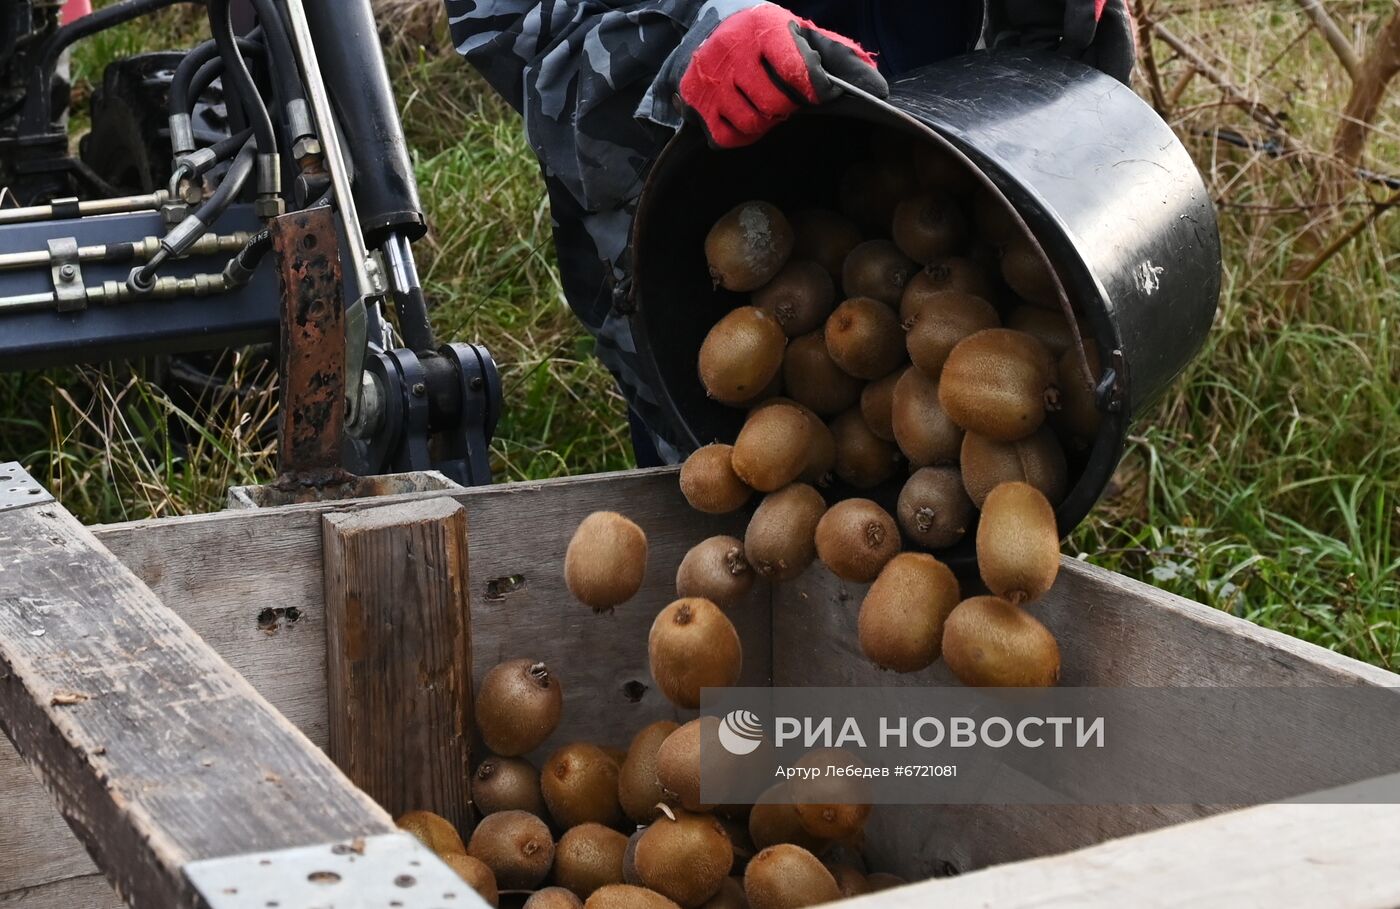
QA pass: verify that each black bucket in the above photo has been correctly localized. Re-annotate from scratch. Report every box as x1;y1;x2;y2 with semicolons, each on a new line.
629;50;1221;559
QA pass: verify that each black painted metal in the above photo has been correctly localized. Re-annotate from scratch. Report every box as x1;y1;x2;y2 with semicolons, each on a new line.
629;50;1221;556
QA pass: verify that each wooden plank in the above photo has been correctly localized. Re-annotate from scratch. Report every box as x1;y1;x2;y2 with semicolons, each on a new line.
322;498;474;831
0;497;395;907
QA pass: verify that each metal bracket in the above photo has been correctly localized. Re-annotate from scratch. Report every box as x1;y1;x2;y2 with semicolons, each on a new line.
183;832;490;909
0;462;55;512
47;238;85;312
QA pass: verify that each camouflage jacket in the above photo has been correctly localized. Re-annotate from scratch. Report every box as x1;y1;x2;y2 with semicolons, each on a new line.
445;0;982;461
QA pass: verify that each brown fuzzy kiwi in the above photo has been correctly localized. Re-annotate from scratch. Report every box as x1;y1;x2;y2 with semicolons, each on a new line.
841;240;916;307
680;444;753;514
814;498;900;584
732;404;814;492
749;784;830;854
859;369;902;442
619;720;681;825
396;810;466;856
526;887;586;909
706;202;795;292
467;810;555;890
826;864;870;897
701;877;749;909
830;408;901;489
824;297;906;380
942;595;1061;687
904;291;1000;378
897;466;975;550
676;535;755;609
858;552;961;672
655;717;705;811
977;481;1060;604
1053;341;1103;449
636;808;735;907
649;599;743;709
912;142;971;195
891;191;968;264
1006;304;1091;359
789;209;863;279
586;885;683;909
781;331;865;416
541;743;625;830
960;427;1068;508
938;329;1057;442
865;873;907;891
475;659;563;757
744;483;826;581
744;844;842;909
473;756;547;818
565;512;648;612
442;853;500;907
791;749;871;840
899;258;994;320
838;159;916;234
699;307;788;405
752;398;835;486
972;188;1021;248
554;824;630;898
1001;236;1058;308
753;260;836;337
890;368;963;467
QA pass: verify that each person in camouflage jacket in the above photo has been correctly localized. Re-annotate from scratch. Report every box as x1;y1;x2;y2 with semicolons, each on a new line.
444;0;1134;465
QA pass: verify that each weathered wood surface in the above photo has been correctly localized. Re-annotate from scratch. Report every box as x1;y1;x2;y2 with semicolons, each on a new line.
0;498;395;908
323;498;474;832
772;555;1400;881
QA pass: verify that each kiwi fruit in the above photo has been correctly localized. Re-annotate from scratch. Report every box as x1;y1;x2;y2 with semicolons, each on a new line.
706;202;795;292
891;191;968;264
899;258;994;320
649;598;743;709
680;445;753;514
744;844;842;909
699;307;788;405
865;872;907;891
473;756;547;818
554;824;629;898
904;291;1000;378
859;369;902;442
753;260;836;337
830;408;901;488
1007;304;1091;359
942;595;1061;687
781;331;865;416
789;209;863;279
838;159;916;234
841;240;915;307
565;511;648;612
541;743;625;829
977;481;1061;604
961;427;1068;508
442;853;499;907
912;142;971;195
972;188;1021;248
1053;341;1103;448
701;877;749;909
939;328;1057;442
526;887;586;909
475;659;563;757
896;467;974;550
619;720;681;824
655;717;705;811
752;398;835;485
749;785;829;854
824;297;906;380
732;404;814;492
890;368;963;467
744;483;826;581
1001;236;1058;307
396;810;466;856
858;552;961;672
789;752;871;841
467;810;555;889
585;885;682;909
636;809;735;907
676;535;754;609
827;864;869;897
814;498;900;584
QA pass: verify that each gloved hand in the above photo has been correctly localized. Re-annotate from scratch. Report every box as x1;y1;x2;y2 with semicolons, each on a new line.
988;0;1136;84
679;3;889;149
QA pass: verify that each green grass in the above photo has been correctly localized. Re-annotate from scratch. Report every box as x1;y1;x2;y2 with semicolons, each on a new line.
2;1;1398;666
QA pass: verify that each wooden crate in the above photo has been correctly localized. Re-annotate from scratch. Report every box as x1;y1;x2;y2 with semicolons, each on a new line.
2;467;1399;907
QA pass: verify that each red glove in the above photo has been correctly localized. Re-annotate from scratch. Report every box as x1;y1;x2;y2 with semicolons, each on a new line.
679;3;889;149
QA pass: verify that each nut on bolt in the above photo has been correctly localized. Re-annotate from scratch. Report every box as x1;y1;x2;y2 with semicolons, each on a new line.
292;136;323;161
255;196;287;219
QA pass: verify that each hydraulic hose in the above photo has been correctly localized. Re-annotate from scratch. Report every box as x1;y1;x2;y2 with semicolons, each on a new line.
207;0;276;161
222;226;274;288
169;33;264;155
247;0;310;133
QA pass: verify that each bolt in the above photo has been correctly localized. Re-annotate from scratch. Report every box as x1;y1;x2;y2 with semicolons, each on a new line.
469;376;484;391
58;264;76;282
411;382;427;397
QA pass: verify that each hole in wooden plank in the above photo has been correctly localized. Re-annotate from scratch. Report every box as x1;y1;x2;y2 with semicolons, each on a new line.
622;680;647;702
307;871;340;885
257;608;278;630
485;575;526;600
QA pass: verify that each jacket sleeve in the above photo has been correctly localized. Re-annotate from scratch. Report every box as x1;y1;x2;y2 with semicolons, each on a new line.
445;0;761;212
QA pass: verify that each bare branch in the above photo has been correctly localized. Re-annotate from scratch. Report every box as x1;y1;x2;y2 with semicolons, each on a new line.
1292;0;1362;82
